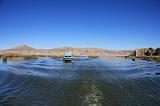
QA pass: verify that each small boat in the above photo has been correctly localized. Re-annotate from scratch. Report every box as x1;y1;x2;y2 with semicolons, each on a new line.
63;53;75;63
81;55;88;58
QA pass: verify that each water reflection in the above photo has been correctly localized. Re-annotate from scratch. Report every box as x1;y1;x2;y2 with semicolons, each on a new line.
0;57;160;106
2;57;7;64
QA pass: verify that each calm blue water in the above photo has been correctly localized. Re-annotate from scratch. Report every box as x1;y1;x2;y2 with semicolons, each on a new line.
0;57;160;106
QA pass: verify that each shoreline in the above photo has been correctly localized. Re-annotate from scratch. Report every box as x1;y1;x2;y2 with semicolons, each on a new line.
0;54;100;59
1;53;160;62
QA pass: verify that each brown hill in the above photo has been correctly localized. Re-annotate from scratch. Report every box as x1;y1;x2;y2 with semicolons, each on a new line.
7;45;36;51
130;48;160;56
3;45;154;57
105;50;133;56
3;45;38;55
2;45;106;56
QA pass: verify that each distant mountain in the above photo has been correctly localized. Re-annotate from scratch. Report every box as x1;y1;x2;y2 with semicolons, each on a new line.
3;45;38;55
105;50;134;56
2;45;106;56
3;45;157;57
51;47;106;56
7;45;35;51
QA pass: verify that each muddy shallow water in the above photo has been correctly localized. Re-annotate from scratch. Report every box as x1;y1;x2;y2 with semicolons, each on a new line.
0;57;160;106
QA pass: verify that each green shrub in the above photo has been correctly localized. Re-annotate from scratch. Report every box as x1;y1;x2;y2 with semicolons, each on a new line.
88;56;99;58
24;55;38;60
2;57;8;63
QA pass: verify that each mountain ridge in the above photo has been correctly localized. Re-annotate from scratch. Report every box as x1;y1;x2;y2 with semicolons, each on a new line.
2;45;107;56
2;45;159;57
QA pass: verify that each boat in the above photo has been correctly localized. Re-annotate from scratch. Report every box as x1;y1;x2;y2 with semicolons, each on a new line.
63;53;75;63
81;55;88;58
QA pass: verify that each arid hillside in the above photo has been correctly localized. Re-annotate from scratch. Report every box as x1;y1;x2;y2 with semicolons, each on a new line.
105;50;133;56
2;45;159;57
1;45;106;56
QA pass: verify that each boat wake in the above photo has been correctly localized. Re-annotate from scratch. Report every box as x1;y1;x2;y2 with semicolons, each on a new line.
81;80;103;106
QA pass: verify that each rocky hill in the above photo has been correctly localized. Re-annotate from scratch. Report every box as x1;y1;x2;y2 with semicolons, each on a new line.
2;45;106;56
129;48;160;57
105;50;133;56
8;45;35;51
2;45;158;57
3;45;39;55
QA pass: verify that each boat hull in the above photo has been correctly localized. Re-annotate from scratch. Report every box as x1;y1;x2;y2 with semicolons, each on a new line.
63;58;74;63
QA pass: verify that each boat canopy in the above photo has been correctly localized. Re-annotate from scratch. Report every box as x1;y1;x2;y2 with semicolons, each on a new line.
64;53;73;57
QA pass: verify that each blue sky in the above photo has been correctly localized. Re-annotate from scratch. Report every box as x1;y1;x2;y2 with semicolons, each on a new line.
0;0;160;50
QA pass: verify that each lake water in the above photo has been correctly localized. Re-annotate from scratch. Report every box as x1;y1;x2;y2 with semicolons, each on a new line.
0;57;160;106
